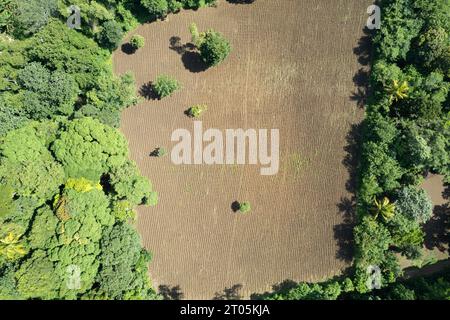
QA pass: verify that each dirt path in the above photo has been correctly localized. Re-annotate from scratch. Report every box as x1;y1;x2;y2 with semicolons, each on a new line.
114;0;370;299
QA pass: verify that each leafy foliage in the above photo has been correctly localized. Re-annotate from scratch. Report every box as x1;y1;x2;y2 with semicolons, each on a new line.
153;75;181;98
395;186;433;224
189;25;231;67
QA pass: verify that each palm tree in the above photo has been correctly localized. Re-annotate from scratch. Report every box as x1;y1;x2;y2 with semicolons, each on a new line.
372;197;395;221
387;80;409;102
0;232;27;260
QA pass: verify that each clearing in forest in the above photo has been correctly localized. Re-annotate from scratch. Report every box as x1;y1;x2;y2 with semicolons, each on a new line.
113;0;371;299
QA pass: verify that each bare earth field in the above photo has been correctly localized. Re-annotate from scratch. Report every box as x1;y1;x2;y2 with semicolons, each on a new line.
113;0;371;299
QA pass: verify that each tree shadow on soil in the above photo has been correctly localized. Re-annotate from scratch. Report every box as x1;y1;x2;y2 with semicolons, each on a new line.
226;0;256;4
351;27;374;108
139;82;159;100
213;284;243;300
169;36;208;73
159;284;184;300
334;123;363;263
423;184;450;254
121;43;136;55
249;279;298;299
231;201;240;213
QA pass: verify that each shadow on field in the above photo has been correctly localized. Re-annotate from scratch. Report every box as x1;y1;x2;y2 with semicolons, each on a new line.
226;0;256;4
169;36;208;73
334;123;363;263
121;43;136;55
139;82;159;100
231;201;241;213
423;183;450;254
351;27;374;108
250;279;297;299
159;284;184;300
213;284;243;300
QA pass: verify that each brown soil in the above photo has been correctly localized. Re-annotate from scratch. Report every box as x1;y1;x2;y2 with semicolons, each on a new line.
113;0;370;299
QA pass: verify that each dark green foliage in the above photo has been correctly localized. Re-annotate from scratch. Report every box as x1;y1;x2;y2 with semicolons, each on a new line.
0;119;157;299
0;0;161;301
199;30;231;67
141;0;169;18
354;0;450;295
17;62;79;119
153;75;181;98
28;19;110;90
373;0;423;62
98;20;124;50
12;0;58;37
95;223;156;299
140;0;216;18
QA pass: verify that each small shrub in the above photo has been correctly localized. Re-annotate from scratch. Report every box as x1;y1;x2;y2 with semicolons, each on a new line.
151;147;167;157
187;104;208;118
239;201;251;213
130;35;145;50
98;20;123;50
153;75;181;98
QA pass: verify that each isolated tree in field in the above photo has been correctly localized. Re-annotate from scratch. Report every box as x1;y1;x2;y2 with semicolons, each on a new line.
153;75;181;98
239;201;251;213
130;35;145;51
371;197;395;221
189;23;231;67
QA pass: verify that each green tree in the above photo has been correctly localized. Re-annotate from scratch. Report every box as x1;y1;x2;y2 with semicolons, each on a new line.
95;222;156;299
98;20;123;50
50;118;129;181
239;202;251;213
12;0;58;37
153;75;181;98
130;34;145;50
414;27;450;76
141;0;169;19
199;30;231;67
395;186;433;224
373;0;423;62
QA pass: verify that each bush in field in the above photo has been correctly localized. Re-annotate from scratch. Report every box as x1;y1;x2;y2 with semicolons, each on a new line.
153;75;181;98
239;202;251;213
130;35;145;51
187;104;208;118
189;23;231;67
199;30;231;67
151;147;167;157
395;186;433;224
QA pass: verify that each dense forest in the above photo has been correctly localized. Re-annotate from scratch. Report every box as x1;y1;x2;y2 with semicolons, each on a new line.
0;0;219;299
